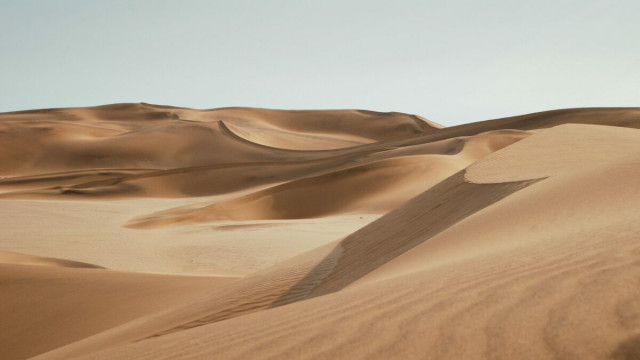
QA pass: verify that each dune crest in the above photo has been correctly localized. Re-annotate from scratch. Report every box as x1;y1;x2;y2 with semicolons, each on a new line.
0;250;104;269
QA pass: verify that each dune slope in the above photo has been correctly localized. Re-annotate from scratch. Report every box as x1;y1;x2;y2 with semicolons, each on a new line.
0;262;236;360
47;124;640;360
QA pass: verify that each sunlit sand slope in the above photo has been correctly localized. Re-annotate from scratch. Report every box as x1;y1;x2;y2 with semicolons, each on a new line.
49;123;640;360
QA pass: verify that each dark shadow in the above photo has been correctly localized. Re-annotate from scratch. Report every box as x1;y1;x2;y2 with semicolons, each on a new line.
612;334;640;360
271;171;540;306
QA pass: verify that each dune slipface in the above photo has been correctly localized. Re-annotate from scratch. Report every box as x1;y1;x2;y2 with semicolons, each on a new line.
0;104;639;360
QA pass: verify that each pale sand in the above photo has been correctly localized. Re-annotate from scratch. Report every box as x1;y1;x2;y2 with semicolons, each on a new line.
0;104;638;359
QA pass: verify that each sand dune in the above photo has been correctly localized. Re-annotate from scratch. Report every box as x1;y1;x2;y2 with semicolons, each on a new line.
0;263;237;360
0;105;638;359
0;104;435;175
126;129;530;227
0;105;439;198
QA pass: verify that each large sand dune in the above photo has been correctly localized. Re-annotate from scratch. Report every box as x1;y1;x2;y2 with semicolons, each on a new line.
0;104;639;360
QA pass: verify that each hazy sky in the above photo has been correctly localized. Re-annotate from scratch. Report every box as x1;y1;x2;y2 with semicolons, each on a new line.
1;0;639;126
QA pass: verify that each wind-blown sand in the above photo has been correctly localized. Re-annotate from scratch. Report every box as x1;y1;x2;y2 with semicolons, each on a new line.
0;104;638;360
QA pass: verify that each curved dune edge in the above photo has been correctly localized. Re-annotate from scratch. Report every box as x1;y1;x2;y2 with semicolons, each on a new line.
219;120;369;151
0;250;105;269
219;111;443;150
212;107;441;150
464;123;640;184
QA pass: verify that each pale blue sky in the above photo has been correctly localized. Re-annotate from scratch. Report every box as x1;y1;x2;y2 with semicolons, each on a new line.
1;0;638;126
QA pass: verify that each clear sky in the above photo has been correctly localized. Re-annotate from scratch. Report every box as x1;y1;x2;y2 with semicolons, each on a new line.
1;0;638;126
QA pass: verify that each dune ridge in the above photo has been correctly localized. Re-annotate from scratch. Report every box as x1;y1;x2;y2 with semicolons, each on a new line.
0;105;638;360
0;250;105;269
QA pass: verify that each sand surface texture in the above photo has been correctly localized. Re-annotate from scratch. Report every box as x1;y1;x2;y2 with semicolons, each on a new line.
1;104;639;360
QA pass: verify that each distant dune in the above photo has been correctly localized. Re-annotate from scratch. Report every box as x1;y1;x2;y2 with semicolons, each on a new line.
0;104;639;360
